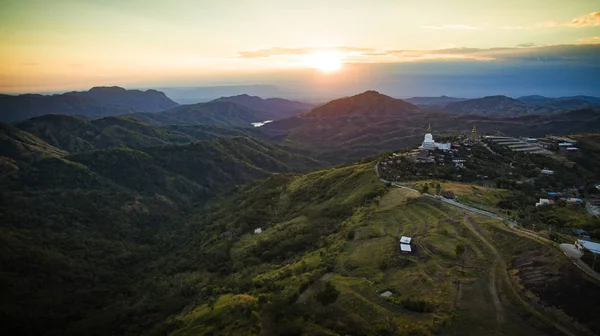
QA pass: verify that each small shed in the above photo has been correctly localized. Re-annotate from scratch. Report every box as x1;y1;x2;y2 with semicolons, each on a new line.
380;290;393;297
400;236;412;244
400;244;412;253
254;228;262;234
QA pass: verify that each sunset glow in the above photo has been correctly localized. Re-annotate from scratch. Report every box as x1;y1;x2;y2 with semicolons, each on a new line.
0;1;598;93
306;51;344;72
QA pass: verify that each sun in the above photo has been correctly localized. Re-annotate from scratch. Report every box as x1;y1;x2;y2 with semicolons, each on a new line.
306;51;343;72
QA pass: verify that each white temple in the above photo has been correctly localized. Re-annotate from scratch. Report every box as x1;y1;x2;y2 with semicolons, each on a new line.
420;123;451;151
421;123;436;150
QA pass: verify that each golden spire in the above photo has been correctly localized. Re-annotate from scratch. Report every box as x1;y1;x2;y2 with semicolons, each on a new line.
472;124;477;134
427;123;431;133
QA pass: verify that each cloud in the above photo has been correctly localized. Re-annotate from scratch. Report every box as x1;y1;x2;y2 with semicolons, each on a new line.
506;11;600;29
449;12;600;31
420;25;480;30
579;36;600;44
517;42;537;48
238;47;375;58
238;44;600;65
564;11;600;27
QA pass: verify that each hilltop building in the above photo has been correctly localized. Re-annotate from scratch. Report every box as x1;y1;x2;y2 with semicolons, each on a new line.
420;124;452;151
421;124;436;150
464;124;481;144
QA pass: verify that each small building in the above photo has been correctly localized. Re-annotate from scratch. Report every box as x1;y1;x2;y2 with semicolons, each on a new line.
254;228;262;234
572;229;590;238
400;236;412;253
535;198;555;207
566;147;579;152
526;138;538;143
380;290;393;297
541;169;554;175
575;240;600;255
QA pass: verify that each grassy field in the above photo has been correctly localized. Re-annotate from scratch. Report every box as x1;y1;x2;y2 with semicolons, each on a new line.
413;180;513;208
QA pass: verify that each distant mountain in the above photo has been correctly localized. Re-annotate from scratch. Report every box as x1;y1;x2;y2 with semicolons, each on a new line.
0;86;178;123
443;95;542;117
301;90;421;119
518;95;600;110
211;94;313;120
159;85;286;104
128;101;264;127
405;96;467;107
64;86;178;112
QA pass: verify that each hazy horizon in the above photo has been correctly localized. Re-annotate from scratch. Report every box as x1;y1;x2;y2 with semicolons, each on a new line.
1;1;599;98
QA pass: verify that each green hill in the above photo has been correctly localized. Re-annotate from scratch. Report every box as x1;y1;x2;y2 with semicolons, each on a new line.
129;101;264;127
15;114;266;153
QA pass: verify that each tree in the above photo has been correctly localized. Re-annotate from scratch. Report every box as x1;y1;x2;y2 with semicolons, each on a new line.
455;243;466;274
315;281;340;307
421;184;429;194
435;183;441;195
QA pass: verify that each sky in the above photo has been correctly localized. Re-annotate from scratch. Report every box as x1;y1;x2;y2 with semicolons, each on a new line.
1;0;599;97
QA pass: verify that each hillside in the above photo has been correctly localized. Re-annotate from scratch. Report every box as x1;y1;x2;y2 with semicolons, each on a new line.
15;114;264;153
0;133;323;336
443;95;542;117
5;162;598;335
212;94;313;120
128;101;264;127
0;87;178;122
405;95;467;107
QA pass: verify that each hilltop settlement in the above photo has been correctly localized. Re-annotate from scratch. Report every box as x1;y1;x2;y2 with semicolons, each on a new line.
378;124;600;272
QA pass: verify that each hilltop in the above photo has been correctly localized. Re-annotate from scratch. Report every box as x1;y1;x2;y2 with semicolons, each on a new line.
301;90;421;119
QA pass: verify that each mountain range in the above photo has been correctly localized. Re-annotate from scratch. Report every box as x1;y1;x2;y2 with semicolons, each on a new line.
407;94;600;116
263;91;600;162
0;86;179;122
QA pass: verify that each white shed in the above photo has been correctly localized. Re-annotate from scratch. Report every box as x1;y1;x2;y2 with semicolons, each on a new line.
400;244;412;253
400;236;412;244
254;228;262;234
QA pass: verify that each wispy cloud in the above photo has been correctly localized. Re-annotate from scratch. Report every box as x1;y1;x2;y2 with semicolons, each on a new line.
238;47;375;58
562;11;600;27
420;24;480;30
579;36;600;44
238;44;600;64
433;11;600;31
505;11;600;29
516;42;537;48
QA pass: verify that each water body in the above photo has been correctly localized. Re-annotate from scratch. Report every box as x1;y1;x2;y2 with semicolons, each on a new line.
251;120;273;127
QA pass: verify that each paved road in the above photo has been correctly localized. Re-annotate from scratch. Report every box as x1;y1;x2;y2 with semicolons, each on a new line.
560;244;600;283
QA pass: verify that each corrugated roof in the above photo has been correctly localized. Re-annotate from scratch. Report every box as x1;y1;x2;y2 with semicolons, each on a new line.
578;240;600;254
